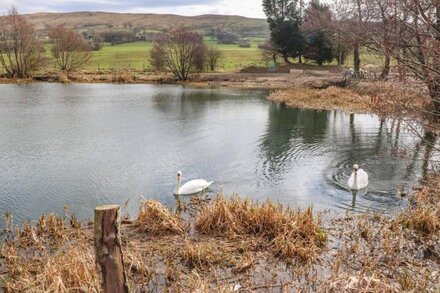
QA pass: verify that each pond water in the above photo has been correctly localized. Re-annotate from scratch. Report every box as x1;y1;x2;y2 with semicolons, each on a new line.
0;83;426;224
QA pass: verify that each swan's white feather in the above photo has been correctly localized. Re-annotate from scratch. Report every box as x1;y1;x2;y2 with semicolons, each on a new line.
348;169;368;190
176;179;213;195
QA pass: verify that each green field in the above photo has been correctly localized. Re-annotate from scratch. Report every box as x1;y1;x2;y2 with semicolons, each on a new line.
48;39;383;72
13;39;387;75
81;37;267;71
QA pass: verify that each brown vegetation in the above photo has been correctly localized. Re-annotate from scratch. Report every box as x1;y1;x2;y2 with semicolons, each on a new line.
269;86;372;113
151;27;207;80
195;196;326;261
206;46;223;72
48;25;91;73
0;188;439;291
135;200;186;235
0;7;45;78
268;82;425;116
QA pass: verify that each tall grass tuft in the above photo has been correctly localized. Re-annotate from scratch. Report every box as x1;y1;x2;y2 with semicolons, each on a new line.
36;244;100;292
195;195;326;262
395;207;439;235
135;200;186;235
0;210;99;292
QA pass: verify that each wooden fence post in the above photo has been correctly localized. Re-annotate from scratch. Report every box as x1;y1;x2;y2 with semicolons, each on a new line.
94;205;129;293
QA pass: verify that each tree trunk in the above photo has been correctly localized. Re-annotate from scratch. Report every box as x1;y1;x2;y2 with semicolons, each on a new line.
337;46;342;66
380;55;391;79
428;79;440;114
298;53;303;64
422;131;437;180
283;54;292;65
353;45;360;73
94;205;129;293
398;47;407;81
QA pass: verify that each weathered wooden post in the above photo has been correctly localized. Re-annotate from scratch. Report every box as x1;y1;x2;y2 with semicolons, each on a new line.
94;205;129;293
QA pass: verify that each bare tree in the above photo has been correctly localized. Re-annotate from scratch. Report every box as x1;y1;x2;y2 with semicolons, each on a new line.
332;0;373;73
48;25;91;72
151;27;207;80
365;0;440;112
193;44;207;72
150;45;165;71
0;7;44;78
206;46;222;71
259;41;281;67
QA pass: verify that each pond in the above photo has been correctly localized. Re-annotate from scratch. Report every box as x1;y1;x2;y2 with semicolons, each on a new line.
0;83;426;224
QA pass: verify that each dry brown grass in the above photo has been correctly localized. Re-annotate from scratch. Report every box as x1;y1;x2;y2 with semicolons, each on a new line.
395;207;439;235
1;243;99;293
268;82;424;117
269;86;372;113
135;200;186;235
391;174;440;235
0;211;99;292
1;186;439;292
179;241;227;270
195;196;326;262
111;70;134;83
321;273;399;292
35;244;99;292
56;72;70;83
393;184;440;236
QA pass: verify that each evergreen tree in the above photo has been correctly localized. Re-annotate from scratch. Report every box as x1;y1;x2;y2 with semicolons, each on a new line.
302;0;334;65
303;30;334;65
263;0;305;64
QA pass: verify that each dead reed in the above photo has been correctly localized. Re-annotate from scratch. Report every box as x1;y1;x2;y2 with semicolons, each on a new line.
1;186;438;291
394;207;439;235
195;195;326;262
0;210;99;292
268;82;423;117
179;241;227;270
269;86;372;113
111;70;134;83
135;200;186;235
56;72;70;83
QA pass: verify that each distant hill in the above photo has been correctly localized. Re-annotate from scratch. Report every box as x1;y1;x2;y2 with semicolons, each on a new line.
24;12;269;37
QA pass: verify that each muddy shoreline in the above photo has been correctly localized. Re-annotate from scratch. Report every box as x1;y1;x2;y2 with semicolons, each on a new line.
0;70;344;89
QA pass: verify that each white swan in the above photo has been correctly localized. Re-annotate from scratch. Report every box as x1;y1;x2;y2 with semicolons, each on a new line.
348;164;368;190
173;171;213;195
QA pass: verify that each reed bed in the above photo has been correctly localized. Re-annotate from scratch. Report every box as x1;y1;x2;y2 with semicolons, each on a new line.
269;86;372;113
393;175;440;235
268;82;424;117
195;196;327;262
0;210;99;292
1;188;439;291
395;206;440;235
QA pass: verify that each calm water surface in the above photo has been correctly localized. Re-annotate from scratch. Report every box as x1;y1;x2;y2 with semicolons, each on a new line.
0;83;425;223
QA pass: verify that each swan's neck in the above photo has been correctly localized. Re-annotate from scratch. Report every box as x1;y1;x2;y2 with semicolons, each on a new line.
174;178;181;194
353;171;358;189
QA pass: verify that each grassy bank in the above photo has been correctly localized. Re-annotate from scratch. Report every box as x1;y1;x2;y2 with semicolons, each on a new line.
0;185;438;291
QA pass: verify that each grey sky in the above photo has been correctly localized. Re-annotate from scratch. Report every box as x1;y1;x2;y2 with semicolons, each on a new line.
0;0;266;18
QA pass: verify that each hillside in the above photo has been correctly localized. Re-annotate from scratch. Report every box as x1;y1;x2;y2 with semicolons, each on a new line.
24;12;269;36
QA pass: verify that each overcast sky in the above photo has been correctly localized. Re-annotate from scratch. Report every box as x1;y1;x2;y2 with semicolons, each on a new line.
0;0;266;18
